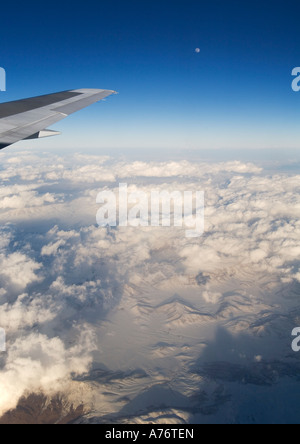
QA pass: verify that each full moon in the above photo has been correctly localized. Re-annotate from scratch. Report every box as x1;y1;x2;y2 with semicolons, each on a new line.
195;48;201;53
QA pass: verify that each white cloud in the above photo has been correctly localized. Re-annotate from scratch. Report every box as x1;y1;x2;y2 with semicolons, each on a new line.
41;240;66;256
0;293;56;332
0;252;41;289
0;150;299;421
0;329;95;416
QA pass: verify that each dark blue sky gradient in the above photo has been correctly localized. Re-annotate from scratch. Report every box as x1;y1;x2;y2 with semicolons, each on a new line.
1;0;300;151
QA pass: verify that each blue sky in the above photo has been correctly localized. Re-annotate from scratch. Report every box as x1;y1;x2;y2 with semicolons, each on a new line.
1;0;300;153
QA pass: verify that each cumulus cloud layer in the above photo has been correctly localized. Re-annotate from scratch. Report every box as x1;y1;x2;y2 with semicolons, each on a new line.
0;149;299;422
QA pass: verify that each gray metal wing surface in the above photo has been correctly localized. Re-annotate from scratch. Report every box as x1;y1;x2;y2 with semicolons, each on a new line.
0;88;116;149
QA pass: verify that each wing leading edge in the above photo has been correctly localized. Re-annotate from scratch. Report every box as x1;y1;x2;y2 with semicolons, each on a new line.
0;88;117;149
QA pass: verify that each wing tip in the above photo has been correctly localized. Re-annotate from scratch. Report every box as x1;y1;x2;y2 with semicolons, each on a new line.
71;88;118;95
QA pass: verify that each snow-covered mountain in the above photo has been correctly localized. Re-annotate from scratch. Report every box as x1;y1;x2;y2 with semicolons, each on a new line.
0;150;299;424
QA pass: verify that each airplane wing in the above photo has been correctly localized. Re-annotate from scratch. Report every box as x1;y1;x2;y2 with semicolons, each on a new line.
0;88;117;149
